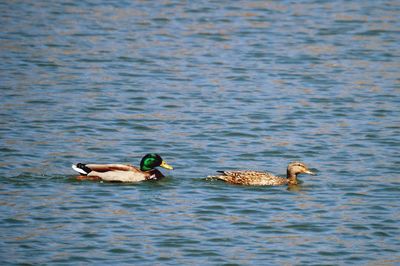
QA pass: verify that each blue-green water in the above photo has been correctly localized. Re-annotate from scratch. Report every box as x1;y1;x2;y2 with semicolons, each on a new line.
1;1;399;265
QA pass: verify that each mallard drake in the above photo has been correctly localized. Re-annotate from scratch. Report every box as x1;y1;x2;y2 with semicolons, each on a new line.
208;162;315;186
72;153;173;182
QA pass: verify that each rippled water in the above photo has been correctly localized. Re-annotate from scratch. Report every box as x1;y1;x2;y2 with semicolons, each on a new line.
1;1;400;265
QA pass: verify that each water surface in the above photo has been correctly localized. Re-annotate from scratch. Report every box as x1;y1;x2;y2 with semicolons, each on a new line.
1;1;399;265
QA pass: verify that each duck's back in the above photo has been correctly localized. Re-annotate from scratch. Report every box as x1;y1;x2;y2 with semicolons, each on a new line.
214;170;288;186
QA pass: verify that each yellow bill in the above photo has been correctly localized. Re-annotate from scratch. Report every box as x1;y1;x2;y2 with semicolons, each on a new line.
160;160;173;170
305;170;316;175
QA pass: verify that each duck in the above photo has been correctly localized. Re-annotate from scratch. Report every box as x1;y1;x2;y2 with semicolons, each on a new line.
71;153;173;182
208;162;315;186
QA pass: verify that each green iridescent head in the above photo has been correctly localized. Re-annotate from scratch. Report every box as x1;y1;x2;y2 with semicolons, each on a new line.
140;153;173;171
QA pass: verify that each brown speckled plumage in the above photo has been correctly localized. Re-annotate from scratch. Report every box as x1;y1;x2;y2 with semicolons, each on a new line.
209;162;315;186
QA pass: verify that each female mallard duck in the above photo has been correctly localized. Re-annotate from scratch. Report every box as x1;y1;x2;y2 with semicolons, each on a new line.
72;153;173;182
209;162;315;186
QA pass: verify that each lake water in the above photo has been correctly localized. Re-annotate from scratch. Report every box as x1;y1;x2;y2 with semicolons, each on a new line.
1;1;399;265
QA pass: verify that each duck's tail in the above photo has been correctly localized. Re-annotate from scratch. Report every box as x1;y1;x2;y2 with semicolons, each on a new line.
71;163;92;175
206;171;227;181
